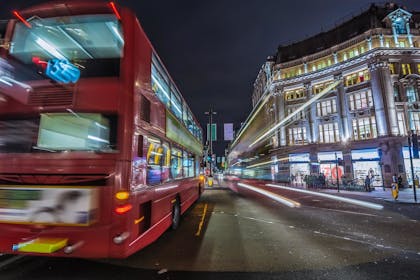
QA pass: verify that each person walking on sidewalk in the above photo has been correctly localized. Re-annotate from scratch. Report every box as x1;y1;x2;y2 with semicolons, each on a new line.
364;175;371;192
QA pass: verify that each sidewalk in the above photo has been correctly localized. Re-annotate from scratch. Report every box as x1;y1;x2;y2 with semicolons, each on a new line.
319;186;420;204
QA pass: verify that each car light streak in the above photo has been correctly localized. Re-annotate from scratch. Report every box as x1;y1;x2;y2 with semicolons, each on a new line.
238;183;300;208
249;80;340;148
266;184;384;210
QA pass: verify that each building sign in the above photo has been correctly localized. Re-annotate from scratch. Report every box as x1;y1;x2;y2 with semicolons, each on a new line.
45;59;80;84
224;123;234;141
318;151;343;161
289;153;310;163
351;148;379;160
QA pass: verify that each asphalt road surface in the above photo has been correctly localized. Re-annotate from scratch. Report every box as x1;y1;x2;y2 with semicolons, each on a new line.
1;178;420;279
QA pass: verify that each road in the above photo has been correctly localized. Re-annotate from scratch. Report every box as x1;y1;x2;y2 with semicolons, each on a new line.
1;178;420;279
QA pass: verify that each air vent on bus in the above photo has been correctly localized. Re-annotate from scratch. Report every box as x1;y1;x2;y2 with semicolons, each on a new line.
28;85;74;107
0;174;108;186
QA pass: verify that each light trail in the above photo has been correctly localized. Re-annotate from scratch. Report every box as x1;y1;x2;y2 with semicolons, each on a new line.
238;183;300;208
266;184;384;210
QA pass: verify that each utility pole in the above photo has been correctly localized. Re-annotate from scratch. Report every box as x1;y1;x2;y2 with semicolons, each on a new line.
205;108;217;176
335;152;340;192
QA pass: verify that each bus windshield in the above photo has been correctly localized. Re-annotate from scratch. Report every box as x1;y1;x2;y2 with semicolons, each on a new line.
0;113;117;153
9;14;123;78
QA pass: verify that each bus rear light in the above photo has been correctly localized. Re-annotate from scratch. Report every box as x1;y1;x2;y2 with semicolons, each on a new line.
115;204;132;214
13;11;32;28
109;2;121;20
115;191;130;200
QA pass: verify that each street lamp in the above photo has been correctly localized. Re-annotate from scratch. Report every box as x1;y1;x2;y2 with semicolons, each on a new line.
205;108;217;176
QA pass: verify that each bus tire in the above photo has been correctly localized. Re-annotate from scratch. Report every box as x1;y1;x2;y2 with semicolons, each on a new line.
171;198;181;230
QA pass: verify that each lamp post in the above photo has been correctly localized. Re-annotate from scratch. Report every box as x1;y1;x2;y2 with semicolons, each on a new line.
205;108;217;176
335;152;340;192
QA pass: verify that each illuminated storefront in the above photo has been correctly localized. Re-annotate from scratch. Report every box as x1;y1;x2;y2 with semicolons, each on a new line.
402;147;420;186
289;153;310;184
351;149;382;187
318;151;344;183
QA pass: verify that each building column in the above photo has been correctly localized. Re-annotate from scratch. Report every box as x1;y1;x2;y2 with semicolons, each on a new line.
369;60;398;137
307;83;319;143
278;88;287;146
406;22;413;47
335;74;349;140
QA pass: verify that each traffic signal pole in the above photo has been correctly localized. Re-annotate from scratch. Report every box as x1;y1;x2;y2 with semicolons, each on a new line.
408;131;417;202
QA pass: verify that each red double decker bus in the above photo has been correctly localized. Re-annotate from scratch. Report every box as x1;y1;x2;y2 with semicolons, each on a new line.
0;1;203;258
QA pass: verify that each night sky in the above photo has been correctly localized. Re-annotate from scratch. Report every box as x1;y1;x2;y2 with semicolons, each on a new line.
2;0;420;156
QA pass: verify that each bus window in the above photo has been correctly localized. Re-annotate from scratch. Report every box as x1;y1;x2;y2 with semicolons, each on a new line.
171;147;183;179
146;136;162;185
0;20;6;42
9;14;123;79
161;142;171;182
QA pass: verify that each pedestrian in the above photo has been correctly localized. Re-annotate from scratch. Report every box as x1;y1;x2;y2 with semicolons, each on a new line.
364;175;371;192
397;175;403;189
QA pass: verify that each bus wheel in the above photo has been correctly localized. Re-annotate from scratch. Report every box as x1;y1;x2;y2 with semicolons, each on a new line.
171;198;181;230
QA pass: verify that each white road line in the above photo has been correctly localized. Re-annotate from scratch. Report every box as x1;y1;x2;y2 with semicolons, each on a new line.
238;183;300;208
266;184;384;210
305;206;380;217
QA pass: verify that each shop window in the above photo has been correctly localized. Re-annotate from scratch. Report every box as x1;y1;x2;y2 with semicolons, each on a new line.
348;90;373;111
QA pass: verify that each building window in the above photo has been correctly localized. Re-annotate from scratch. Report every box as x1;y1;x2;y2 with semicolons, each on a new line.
312;80;334;94
406;86;417;103
316;99;337;116
285;88;305;101
410;112;420;133
352;116;377;140
348;90;373;111
319;122;340;143
401;64;412;75
417;64;420;74
287;106;306;121
288;127;307;145
344;69;370;87
394;84;401;102
389;63;396;74
397;112;407;136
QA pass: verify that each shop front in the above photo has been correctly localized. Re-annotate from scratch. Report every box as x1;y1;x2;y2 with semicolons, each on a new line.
351;148;382;187
402;147;420;186
318;151;344;184
289;153;310;184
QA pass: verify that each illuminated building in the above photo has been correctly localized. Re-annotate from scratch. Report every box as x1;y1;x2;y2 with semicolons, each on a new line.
231;3;420;188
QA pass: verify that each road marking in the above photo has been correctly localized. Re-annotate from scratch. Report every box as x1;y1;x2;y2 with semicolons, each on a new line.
0;255;25;269
195;203;208;237
266;184;384;210
307;207;380;217
238;183;301;208
240;216;274;224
